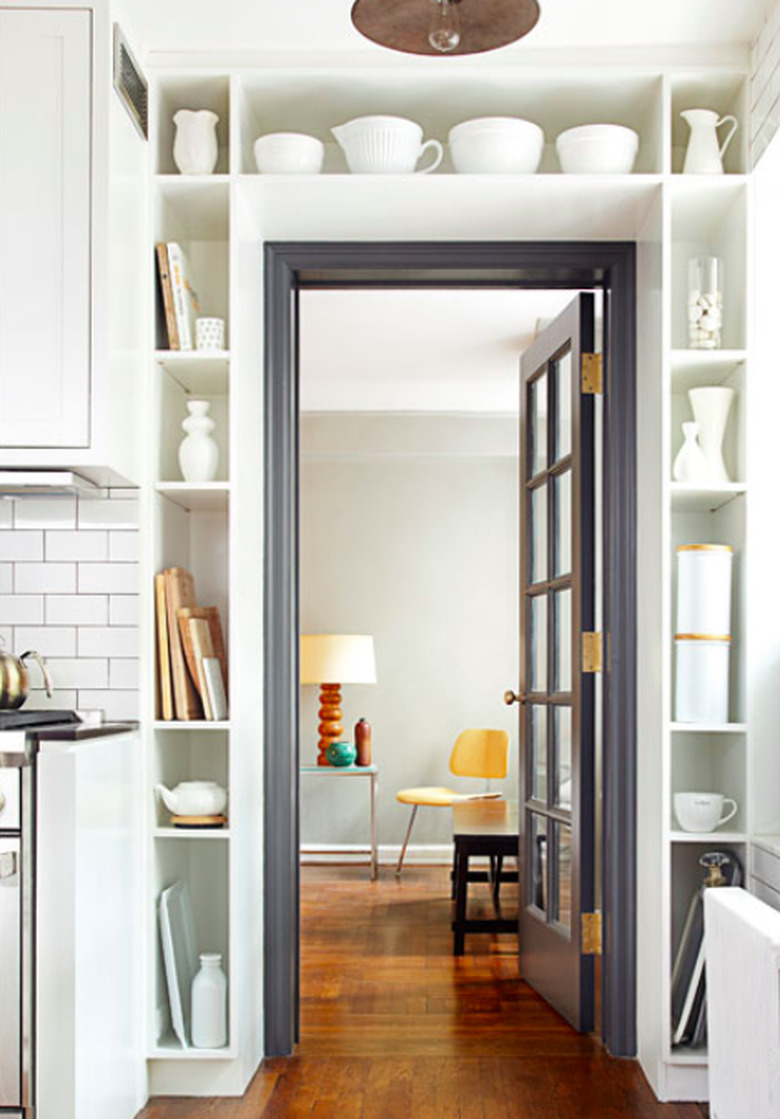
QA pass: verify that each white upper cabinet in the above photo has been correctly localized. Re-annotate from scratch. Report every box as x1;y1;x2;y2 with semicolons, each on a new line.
0;10;92;448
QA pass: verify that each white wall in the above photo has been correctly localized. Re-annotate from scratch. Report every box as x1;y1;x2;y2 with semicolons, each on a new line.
299;413;520;850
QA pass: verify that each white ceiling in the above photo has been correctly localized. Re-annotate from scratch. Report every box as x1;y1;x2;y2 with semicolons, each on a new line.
127;0;771;54
299;289;574;413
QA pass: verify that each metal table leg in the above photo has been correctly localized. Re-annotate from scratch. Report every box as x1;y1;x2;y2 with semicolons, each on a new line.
370;770;378;880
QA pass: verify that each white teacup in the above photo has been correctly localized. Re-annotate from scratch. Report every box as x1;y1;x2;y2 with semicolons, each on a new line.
674;791;738;833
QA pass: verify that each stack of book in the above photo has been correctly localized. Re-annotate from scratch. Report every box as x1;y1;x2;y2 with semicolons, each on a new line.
155;566;228;721
156;242;201;351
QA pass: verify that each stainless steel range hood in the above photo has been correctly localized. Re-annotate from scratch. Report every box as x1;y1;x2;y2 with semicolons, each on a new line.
0;470;101;497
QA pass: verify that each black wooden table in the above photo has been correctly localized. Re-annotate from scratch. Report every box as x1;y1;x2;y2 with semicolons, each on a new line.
451;798;519;955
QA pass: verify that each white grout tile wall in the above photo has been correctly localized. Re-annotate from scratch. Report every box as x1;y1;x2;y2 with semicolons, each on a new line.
0;493;139;721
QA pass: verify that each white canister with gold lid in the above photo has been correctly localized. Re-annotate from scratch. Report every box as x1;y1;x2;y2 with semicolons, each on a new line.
675;634;730;724
676;544;733;637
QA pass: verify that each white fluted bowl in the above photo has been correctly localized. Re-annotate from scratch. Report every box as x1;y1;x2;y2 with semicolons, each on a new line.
254;132;324;174
448;117;544;174
556;124;639;174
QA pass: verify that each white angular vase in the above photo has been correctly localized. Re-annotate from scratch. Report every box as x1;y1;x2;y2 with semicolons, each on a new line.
173;109;219;175
688;386;734;484
179;400;219;482
673;421;709;483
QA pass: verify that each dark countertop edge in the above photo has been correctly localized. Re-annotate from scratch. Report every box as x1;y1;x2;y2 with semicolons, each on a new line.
30;720;139;742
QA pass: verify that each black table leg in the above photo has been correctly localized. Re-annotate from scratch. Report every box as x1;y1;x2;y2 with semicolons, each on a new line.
453;841;469;956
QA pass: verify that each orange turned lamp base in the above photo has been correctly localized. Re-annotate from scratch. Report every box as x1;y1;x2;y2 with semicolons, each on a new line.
317;683;343;766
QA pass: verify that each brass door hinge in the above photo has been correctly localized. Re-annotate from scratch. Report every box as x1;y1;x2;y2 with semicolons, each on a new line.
582;911;602;956
582;631;603;673
581;353;603;395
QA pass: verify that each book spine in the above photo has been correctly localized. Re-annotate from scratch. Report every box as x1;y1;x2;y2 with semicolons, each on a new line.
167;242;192;350
155;243;179;351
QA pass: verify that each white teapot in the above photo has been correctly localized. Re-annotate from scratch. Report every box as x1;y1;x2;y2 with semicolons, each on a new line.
155;781;227;817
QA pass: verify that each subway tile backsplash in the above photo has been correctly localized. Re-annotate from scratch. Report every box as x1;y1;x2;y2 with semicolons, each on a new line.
0;494;139;719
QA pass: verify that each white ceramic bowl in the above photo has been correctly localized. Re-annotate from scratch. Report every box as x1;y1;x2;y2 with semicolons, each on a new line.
448;117;544;174
254;132;324;175
555;124;639;174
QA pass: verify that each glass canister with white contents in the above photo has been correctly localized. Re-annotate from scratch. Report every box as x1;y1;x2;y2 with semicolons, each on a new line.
688;256;723;349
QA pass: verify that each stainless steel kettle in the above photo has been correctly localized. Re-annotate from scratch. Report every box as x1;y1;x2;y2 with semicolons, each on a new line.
0;648;53;709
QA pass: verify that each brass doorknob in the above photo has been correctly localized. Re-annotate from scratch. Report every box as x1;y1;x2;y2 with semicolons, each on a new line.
504;689;526;706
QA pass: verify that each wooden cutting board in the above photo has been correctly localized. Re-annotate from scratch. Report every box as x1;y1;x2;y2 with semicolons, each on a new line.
155;572;174;721
164;567;202;720
177;605;228;698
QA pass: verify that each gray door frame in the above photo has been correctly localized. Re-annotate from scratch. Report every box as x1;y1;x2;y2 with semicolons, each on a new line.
263;241;637;1059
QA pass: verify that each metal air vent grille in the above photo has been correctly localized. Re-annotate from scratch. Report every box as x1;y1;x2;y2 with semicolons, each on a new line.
113;23;148;140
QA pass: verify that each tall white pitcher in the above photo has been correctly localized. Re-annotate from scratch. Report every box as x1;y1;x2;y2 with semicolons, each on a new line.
681;109;738;174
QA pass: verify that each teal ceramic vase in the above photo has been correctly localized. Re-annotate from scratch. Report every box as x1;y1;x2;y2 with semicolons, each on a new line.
326;741;356;767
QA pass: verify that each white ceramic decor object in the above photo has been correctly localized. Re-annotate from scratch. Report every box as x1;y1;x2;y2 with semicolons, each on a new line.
332;116;443;174
159;880;199;1047
681;109;738;175
676;545;733;637
688;386;734;483
675;636;730;723
179;400;219;482
555;124;639;174
191;953;227;1049
254;132;324;174
195;317;225;351
173;110;219;175
155;781;228;818
674;792;738;833
448;117;544;174
673;421;709;482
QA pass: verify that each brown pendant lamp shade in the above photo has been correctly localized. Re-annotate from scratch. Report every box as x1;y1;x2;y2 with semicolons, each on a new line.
351;0;541;57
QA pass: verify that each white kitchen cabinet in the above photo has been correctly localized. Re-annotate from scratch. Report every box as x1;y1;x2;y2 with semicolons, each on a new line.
0;10;92;449
0;1;147;485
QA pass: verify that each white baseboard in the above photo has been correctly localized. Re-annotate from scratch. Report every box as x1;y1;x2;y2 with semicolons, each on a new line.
301;843;453;866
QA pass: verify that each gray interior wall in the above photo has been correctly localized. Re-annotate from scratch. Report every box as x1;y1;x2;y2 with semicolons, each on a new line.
299;413;520;849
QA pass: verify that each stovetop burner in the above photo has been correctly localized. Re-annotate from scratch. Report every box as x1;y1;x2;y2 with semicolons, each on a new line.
0;710;80;729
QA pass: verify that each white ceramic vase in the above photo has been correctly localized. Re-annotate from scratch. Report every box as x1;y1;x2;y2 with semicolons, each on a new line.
688;386;734;483
673;421;709;482
191;953;227;1048
173;109;219;175
179;400;219;482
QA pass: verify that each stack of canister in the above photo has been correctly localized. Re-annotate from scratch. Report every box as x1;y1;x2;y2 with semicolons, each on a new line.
675;544;733;723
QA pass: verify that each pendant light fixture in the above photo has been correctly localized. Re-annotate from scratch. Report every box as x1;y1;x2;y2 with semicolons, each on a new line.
351;0;541;57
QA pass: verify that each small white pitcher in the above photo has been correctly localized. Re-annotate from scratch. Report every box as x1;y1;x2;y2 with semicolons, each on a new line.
173;109;219;175
681;109;738;175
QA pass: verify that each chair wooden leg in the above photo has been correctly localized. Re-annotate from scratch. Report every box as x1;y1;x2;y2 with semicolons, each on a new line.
493;854;504;911
451;843;457;899
395;805;418;877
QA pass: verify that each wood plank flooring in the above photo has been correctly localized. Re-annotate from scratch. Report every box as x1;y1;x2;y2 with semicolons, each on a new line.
139;865;707;1118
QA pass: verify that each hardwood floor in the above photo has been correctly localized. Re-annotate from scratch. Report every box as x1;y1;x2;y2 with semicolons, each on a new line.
140;865;708;1117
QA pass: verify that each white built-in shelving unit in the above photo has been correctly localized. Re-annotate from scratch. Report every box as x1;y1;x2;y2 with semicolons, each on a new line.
142;55;754;1101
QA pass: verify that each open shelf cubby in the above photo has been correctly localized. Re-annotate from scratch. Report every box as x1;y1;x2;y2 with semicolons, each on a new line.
671;730;747;834
152;728;230;830
158;365;230;485
669;72;748;175
155;75;231;176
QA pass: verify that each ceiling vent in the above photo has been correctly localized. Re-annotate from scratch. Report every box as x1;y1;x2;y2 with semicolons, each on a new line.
113;23;148;141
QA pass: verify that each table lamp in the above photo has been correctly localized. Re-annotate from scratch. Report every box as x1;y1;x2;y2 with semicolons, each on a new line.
300;634;377;765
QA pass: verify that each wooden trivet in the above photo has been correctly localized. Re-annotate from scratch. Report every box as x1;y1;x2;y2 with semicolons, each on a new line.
171;814;227;829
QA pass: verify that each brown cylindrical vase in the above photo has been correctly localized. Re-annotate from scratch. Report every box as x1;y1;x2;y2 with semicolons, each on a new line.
355;718;372;766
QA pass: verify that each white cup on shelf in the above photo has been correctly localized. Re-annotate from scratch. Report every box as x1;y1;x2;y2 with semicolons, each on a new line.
196;317;225;351
674;792;738;833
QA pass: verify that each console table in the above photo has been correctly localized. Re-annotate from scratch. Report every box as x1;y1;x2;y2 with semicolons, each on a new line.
300;764;378;880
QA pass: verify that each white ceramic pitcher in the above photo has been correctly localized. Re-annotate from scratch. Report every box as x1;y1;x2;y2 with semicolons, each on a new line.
681;109;738;175
332;116;443;174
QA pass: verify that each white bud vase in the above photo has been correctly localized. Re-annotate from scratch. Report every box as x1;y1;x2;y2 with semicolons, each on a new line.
191;953;227;1049
179;400;219;482
173;109;219;175
688;386;734;483
673;421;709;483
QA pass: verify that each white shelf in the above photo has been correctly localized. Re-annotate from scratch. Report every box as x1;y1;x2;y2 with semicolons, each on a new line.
670;831;747;844
154;720;231;731
150;1034;237;1061
155;482;230;512
154;827;230;840
671;722;747;734
157;351;230;395
666;1048;709;1066
670;482;746;513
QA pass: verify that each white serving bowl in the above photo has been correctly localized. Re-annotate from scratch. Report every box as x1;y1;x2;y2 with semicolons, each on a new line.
555;124;639;174
448;117;544;174
254;132;324;174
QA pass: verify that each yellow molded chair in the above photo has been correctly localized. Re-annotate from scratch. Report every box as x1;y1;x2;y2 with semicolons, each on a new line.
395;728;510;877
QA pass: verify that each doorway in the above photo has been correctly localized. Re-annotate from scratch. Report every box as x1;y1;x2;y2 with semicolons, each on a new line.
263;242;637;1060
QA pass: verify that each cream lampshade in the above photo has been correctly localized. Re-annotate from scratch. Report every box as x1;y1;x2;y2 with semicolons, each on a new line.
300;635;377;766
